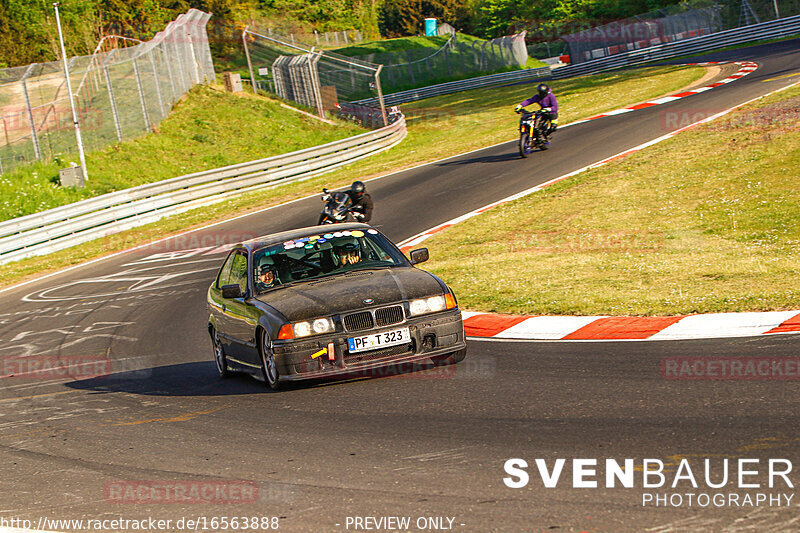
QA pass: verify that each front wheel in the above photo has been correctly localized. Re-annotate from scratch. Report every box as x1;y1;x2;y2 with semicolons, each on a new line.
518;132;532;158
211;328;230;379
260;330;281;391
317;213;331;225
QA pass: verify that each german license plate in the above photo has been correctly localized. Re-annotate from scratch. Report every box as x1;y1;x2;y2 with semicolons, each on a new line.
348;327;410;353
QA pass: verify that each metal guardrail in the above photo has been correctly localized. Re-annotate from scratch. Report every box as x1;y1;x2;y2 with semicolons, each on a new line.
354;67;551;107
0;114;406;265
552;14;800;79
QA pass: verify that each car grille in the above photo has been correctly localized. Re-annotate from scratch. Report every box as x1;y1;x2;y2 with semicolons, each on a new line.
375;305;404;327
344;342;415;366
344;311;374;332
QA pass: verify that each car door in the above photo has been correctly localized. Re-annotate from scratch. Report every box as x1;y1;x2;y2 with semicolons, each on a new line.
223;250;261;367
210;250;238;355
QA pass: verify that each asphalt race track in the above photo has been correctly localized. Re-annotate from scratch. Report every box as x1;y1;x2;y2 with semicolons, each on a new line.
1;40;800;532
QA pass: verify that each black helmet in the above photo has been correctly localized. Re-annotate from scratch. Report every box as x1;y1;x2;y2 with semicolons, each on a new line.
537;84;549;98
351;180;365;198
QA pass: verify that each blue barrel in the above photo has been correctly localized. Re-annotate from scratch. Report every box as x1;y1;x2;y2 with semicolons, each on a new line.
424;18;437;36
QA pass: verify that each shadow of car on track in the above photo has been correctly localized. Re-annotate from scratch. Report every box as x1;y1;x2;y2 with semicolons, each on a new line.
436;152;523;166
63;359;451;397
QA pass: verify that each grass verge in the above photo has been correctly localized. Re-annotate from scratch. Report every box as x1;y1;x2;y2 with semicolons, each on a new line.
0;85;365;221
0;65;705;289
421;83;800;316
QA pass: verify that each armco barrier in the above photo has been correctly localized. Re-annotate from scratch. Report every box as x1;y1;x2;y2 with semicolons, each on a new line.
0;114;406;265
552;14;800;79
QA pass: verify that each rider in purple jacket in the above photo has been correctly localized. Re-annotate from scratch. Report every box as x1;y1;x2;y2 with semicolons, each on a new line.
515;84;559;135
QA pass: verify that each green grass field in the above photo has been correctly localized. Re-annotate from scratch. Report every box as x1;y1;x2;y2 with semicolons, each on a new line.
421;84;800;316
0;85;365;221
0;65;705;288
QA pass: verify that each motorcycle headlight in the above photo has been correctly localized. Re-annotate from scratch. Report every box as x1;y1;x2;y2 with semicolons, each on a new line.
293;317;335;338
408;295;447;317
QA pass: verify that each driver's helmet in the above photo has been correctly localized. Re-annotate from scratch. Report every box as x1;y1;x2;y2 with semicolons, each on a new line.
537;84;550;99
333;242;361;266
257;264;278;287
350;181;366;200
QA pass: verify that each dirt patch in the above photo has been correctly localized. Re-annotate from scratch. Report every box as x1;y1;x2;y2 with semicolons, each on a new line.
682;63;740;91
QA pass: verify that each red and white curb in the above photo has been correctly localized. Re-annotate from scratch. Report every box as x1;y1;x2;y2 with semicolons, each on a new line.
460;310;800;341
570;61;758;125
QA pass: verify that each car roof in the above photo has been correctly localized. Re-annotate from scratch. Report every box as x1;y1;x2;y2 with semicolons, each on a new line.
238;223;376;252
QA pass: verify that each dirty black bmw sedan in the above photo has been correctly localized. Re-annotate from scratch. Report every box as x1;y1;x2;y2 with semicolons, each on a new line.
207;223;466;390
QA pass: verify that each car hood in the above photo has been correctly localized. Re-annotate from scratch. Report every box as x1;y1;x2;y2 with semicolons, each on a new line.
255;267;444;321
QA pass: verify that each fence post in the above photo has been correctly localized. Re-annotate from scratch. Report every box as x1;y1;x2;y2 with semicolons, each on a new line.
243;27;258;94
103;51;123;141
148;51;166;118
161;43;178;102
374;65;388;127
20;66;42;161
406;51;416;85
132;58;152;131
308;50;326;119
186;31;201;84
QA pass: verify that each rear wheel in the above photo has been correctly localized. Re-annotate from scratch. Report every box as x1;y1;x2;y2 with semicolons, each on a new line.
260;330;281;391
518;132;532;158
211;328;229;379
434;348;466;366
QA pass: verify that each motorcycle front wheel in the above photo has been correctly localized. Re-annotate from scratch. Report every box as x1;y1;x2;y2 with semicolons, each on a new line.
518;132;532;158
317;214;332;225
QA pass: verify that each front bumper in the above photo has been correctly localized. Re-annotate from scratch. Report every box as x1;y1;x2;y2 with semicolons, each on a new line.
272;308;466;381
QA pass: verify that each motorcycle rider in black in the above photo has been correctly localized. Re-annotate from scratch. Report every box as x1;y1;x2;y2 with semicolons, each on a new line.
346;181;373;223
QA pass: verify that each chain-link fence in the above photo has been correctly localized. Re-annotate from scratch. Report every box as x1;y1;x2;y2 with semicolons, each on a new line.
246;27;365;49
562;0;800;64
242;28;529;120
243;28;388;127
0;9;214;175
345;33;529;94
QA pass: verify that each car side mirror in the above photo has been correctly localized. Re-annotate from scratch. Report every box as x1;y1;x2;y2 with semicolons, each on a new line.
409;248;429;265
221;284;243;299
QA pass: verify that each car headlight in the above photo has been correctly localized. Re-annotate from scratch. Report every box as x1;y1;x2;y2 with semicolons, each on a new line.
292;317;334;338
408;294;453;317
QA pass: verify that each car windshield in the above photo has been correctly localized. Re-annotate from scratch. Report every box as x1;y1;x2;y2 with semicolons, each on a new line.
252;229;408;293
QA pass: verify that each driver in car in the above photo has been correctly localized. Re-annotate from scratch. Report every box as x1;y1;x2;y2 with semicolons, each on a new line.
335;243;362;266
256;264;279;290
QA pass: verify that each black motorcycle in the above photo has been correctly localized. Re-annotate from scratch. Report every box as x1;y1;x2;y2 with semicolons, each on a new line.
317;188;354;225
517;109;551;157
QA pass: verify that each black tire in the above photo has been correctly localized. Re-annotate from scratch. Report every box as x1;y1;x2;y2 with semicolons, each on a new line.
260;330;281;391
317;213;330;225
211;327;230;379
434;348;467;366
518;132;532;158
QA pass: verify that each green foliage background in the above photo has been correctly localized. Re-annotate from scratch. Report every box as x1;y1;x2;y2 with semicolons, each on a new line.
0;0;686;68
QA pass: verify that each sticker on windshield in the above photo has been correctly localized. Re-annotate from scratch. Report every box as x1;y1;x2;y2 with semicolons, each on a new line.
367;229;378;235
351;230;364;237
